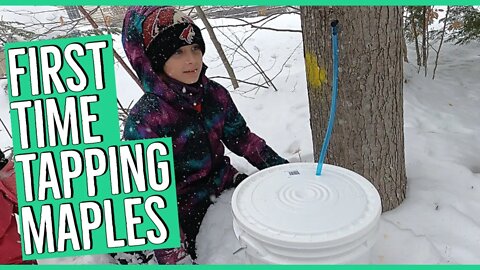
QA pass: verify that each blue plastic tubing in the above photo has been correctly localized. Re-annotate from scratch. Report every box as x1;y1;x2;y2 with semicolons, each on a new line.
316;23;339;176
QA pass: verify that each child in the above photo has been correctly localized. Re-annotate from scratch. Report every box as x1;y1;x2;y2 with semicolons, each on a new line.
119;6;288;264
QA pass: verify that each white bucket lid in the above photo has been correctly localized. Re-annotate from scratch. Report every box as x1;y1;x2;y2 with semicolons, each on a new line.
232;163;382;249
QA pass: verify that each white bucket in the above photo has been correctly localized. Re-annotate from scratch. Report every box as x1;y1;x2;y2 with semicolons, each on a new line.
231;163;382;264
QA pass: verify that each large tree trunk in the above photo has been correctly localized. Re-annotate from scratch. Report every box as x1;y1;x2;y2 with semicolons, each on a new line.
300;6;407;211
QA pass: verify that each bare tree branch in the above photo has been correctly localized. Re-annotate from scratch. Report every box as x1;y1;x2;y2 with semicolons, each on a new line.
219;27;279;91
269;41;302;82
77;6;135;117
209;76;268;88
0;117;12;139
433;6;450;80
209;13;284;29
249;25;301;33
286;6;301;13
195;6;239;89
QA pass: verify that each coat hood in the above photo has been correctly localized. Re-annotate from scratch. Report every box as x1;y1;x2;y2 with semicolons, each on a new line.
122;6;209;112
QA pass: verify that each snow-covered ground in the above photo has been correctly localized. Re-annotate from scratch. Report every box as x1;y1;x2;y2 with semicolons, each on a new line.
196;15;480;265
1;8;479;264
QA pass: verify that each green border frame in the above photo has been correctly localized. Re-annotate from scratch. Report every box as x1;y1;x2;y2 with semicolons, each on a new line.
1;1;479;6
2;265;480;269
2;1;479;268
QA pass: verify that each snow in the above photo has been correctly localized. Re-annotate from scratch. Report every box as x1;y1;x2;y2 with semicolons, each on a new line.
197;31;480;264
1;9;480;264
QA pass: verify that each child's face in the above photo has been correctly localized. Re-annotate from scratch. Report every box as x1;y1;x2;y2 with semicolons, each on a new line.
164;44;203;84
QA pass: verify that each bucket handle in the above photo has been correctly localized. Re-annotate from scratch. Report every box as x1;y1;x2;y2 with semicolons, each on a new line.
238;233;268;258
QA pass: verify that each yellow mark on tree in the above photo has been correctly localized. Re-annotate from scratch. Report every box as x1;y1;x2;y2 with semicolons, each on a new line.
305;52;327;89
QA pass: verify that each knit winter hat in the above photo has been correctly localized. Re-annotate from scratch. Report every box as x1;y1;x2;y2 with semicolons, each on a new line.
143;7;205;74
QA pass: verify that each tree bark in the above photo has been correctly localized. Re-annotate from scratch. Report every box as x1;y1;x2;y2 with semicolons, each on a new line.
300;6;407;211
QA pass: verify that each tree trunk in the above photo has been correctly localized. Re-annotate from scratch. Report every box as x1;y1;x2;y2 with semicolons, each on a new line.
300;6;407;211
402;33;409;63
433;6;450;80
411;11;422;67
422;6;428;76
401;8;409;63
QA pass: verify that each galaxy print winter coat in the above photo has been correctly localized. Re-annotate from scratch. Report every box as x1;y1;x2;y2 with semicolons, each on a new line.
122;7;288;202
